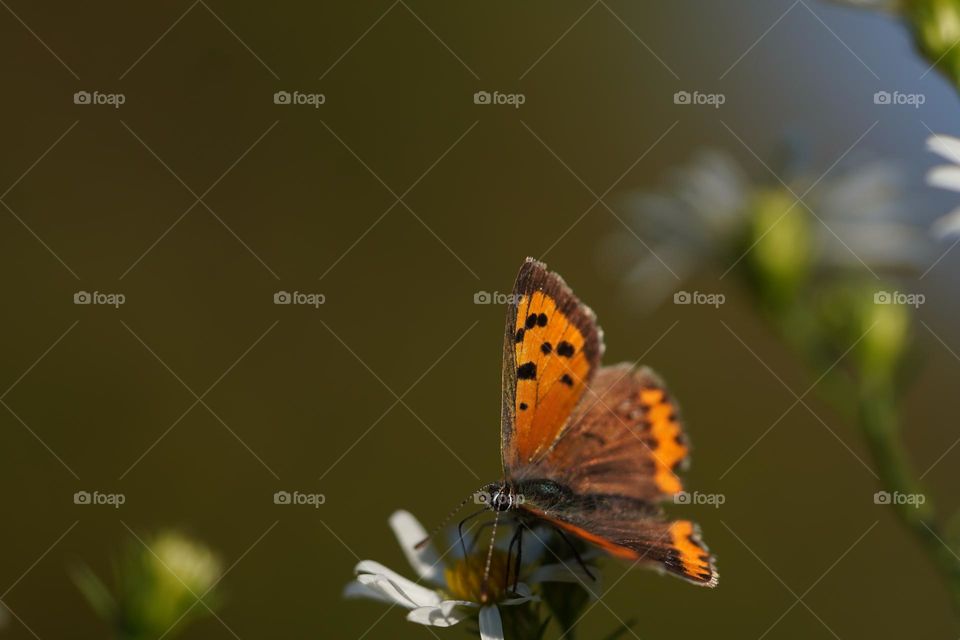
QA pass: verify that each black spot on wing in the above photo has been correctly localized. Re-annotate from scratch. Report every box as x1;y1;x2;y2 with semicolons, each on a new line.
515;328;525;343
560;374;574;386
540;342;552;354
536;313;548;327
519;402;528;410
525;314;538;329
556;341;575;357
517;362;537;380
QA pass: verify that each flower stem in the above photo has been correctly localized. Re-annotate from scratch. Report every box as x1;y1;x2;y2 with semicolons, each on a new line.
857;378;960;620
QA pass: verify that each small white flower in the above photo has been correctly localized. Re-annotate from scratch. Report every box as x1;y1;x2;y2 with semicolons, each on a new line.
925;133;960;239
605;150;752;306
344;510;594;639
609;148;930;309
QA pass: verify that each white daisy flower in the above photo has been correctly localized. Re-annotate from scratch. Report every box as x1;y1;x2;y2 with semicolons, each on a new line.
608;148;930;309
925;133;960;239
343;510;595;639
605;150;753;306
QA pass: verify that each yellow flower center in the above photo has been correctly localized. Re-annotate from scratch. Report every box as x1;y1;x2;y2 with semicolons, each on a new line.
444;549;510;604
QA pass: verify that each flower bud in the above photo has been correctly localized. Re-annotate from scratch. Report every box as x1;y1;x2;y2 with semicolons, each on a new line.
908;0;960;86
744;188;811;309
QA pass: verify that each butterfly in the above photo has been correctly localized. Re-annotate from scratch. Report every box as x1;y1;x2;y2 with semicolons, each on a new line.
470;257;717;593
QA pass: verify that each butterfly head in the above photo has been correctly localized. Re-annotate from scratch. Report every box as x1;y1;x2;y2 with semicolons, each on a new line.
477;483;523;512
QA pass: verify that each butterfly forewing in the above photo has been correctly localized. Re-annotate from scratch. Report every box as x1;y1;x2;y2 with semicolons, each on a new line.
500;258;603;470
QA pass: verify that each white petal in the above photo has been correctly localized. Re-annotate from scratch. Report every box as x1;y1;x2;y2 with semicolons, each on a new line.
406;600;475;627
354;561;441;609
342;579;397;604
479;606;505;640
500;582;538;606
927;165;960;193
932;208;960;239
388;511;444;584
927;134;960;164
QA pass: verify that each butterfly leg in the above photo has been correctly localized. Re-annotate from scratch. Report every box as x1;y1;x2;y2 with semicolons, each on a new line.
553;526;596;581
504;524;522;594
457;508;488;557
512;523;524;593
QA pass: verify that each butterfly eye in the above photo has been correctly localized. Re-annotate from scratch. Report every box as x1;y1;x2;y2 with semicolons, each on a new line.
492;491;513;511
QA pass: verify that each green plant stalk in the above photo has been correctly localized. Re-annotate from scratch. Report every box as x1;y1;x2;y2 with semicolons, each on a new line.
768;299;960;620
857;378;960;619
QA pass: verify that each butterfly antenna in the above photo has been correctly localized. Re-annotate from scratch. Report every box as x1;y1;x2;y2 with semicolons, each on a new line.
414;487;487;550
479;509;501;605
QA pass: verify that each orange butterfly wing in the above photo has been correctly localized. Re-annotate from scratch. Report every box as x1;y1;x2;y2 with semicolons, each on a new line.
500;258;603;470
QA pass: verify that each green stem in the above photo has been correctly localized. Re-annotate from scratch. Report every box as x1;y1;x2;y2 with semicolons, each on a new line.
857;379;960;619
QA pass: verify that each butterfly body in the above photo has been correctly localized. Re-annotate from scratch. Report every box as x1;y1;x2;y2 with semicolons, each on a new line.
483;258;718;587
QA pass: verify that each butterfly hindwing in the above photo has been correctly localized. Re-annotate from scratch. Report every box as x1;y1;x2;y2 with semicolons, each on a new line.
522;363;689;502
501;258;604;470
511;360;714;585
524;501;717;587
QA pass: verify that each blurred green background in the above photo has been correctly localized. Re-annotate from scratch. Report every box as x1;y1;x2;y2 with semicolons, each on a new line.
1;1;958;637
